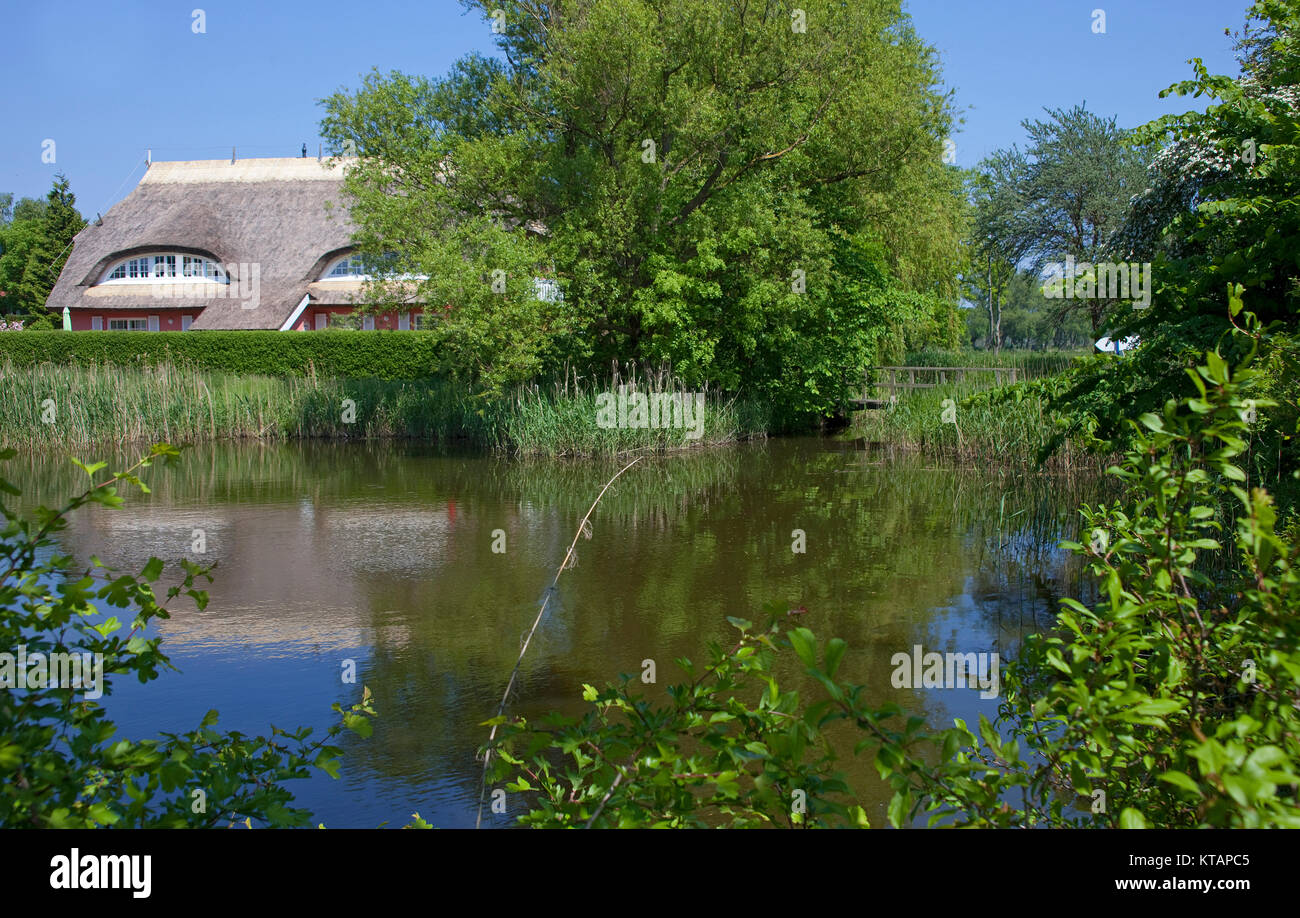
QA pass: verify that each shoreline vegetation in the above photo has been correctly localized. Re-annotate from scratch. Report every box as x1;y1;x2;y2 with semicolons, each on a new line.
853;349;1108;473
0;359;769;458
0;349;1105;465
0;345;1107;468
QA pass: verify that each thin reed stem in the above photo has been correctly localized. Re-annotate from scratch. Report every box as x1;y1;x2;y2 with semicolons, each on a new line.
475;456;642;828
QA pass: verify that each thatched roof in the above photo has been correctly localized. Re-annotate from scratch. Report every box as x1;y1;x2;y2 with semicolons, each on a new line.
48;158;357;330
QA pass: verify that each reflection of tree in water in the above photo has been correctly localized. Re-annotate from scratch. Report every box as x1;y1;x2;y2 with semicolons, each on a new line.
332;440;1113;825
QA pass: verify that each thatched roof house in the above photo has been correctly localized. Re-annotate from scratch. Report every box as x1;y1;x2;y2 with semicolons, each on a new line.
47;157;419;332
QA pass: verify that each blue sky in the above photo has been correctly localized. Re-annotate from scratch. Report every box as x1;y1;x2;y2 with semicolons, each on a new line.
0;0;1246;217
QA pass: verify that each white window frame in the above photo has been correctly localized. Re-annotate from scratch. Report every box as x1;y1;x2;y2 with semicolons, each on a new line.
412;312;432;330
323;253;369;279
320;251;427;282
101;253;227;285
108;318;150;331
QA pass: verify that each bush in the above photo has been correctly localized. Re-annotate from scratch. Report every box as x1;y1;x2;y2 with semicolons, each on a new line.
0;330;444;380
887;347;1300;827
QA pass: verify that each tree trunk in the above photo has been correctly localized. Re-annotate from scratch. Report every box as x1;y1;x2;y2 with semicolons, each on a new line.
987;258;1002;354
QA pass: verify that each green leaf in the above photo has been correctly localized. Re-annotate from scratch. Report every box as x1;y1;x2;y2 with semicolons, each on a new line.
787;628;817;668
887;791;909;828
1158;771;1203;797
342;713;372;738
1132;698;1183;716
1119;808;1146;829
823;638;847;679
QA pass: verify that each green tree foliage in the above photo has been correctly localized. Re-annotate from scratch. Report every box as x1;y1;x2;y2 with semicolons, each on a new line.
0;175;85;323
964;270;1093;350
0;445;376;827
972;105;1153;337
964;151;1032;352
1052;0;1299;492
496;348;1300;828
320;0;965;418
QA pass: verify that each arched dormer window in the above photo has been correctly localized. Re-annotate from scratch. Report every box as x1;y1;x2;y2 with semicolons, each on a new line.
101;253;227;284
324;253;369;279
319;251;426;282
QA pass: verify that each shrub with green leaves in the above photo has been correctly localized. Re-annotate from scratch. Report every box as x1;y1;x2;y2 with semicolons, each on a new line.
0;444;376;828
484;605;868;828
866;346;1298;828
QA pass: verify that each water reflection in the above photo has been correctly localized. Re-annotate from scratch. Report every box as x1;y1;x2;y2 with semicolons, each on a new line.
7;438;1110;827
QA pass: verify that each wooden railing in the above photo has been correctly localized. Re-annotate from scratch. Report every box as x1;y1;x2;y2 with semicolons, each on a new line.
853;365;1018;408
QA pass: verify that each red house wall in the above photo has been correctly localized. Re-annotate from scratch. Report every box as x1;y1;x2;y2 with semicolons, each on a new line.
68;308;198;331
294;308;412;331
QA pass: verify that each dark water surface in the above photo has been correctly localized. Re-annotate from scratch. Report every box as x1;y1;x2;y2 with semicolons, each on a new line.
9;437;1106;827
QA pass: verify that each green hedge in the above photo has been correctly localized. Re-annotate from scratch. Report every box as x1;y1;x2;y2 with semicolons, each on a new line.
0;330;444;380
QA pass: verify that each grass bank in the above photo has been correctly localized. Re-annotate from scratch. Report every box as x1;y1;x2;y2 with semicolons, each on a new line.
0;361;767;457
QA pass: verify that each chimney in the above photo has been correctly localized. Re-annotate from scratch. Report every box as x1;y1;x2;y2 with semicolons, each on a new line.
301;143;307;158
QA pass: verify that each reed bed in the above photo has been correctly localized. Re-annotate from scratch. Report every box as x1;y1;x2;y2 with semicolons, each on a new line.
853;380;1110;475
0;360;766;458
503;363;766;458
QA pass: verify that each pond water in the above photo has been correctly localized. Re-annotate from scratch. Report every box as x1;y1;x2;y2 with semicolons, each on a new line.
7;437;1107;827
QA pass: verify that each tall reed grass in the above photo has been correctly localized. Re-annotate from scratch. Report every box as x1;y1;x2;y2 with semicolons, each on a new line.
0;360;766;457
853;380;1108;475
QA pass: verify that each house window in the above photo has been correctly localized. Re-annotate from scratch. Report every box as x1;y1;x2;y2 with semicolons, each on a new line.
412;313;431;330
103;253;225;284
182;256;223;279
107;257;150;280
108;318;149;331
321;251;426;281
326;254;368;278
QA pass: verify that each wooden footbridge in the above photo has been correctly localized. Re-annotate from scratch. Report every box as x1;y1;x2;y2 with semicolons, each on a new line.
851;365;1019;409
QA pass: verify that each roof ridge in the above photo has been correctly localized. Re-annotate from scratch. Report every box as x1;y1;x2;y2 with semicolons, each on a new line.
141;158;352;184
